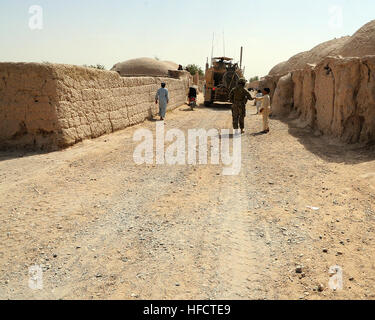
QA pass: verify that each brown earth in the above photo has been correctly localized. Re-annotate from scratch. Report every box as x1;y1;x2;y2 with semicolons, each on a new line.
270;55;375;144
1;96;375;300
269;36;350;75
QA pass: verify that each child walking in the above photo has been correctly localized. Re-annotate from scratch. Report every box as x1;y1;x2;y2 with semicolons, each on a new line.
255;90;263;114
256;88;271;133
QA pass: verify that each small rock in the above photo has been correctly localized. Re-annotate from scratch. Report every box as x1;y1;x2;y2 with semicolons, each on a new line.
296;266;304;274
314;130;322;137
306;206;320;211
323;248;328;253
318;284;324;292
349;277;354;281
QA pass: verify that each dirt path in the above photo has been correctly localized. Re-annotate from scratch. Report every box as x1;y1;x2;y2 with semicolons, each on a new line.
1;98;375;300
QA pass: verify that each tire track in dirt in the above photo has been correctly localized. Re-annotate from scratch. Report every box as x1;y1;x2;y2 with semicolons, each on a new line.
2;99;375;300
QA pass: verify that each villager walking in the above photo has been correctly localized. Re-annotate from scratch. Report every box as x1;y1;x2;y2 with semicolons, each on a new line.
255;90;263;114
155;82;169;121
256;88;271;133
229;78;254;134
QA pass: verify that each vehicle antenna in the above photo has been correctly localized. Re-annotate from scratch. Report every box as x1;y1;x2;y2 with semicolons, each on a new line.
211;33;215;66
240;46;243;70
223;30;225;57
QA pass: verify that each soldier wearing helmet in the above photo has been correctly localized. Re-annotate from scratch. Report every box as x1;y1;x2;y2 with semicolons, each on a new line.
229;78;253;134
238;78;246;86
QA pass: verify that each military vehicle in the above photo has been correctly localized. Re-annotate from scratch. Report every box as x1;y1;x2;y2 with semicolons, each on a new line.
204;49;244;106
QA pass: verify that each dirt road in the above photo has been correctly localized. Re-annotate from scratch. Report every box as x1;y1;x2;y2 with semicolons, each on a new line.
1;98;375;300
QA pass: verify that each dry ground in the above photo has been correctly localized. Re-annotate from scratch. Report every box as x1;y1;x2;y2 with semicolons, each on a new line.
1;97;375;300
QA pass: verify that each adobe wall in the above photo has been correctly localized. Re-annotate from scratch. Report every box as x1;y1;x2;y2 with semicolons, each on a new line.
0;63;189;150
270;56;375;144
0;63;60;149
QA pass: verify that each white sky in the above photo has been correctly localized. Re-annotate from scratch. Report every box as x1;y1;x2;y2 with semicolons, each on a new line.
0;0;374;78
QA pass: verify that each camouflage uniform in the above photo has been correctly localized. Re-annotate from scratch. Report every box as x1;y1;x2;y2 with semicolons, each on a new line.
229;80;253;130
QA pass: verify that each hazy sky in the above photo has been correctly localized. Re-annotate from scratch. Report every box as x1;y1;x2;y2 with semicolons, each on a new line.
0;0;374;77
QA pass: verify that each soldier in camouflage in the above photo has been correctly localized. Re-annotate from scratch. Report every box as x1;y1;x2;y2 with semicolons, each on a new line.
229;78;253;134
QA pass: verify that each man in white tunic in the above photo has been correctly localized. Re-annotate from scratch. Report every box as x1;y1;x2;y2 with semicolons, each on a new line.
255;90;263;114
255;88;271;133
155;83;169;121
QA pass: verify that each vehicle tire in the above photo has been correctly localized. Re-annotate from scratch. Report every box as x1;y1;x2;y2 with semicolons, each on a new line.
204;101;211;107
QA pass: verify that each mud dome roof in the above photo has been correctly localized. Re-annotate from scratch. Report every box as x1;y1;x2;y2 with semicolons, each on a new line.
269;19;375;75
339;20;375;57
268;36;350;75
111;58;179;77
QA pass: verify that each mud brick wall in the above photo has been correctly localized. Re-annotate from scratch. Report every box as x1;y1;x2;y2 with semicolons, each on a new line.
269;56;375;144
0;63;189;150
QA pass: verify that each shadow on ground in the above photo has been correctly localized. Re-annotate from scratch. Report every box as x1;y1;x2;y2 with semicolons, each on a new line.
179;102;232;112
0;149;52;163
200;102;233;111
275;115;375;165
